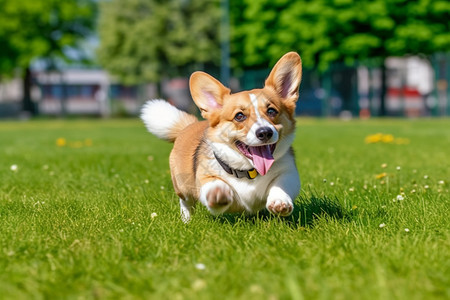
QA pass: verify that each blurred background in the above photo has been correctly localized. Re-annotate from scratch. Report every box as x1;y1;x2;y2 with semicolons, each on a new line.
0;0;449;119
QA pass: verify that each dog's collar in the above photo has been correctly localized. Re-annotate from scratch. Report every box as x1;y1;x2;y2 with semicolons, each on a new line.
213;152;258;180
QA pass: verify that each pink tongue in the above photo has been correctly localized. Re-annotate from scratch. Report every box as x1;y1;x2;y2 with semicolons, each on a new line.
249;145;274;176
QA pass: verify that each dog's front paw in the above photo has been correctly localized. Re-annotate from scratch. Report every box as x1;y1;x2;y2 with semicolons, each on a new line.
267;199;293;216
200;180;234;214
267;187;294;216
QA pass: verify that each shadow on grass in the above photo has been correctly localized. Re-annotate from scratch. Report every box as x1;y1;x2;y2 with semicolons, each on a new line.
214;194;349;228
290;194;349;227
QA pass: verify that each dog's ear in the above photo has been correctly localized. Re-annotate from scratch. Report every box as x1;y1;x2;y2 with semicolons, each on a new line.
190;71;230;120
265;52;302;102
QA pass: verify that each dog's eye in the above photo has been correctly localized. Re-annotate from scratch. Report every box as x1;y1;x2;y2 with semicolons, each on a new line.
234;112;246;122
267;107;278;117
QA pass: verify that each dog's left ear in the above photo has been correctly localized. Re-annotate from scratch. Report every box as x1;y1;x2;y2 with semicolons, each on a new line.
265;52;302;102
190;71;230;121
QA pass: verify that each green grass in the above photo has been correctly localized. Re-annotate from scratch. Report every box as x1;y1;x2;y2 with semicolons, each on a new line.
0;118;449;299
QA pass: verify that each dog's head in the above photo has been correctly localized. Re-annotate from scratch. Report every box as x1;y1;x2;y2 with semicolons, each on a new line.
190;52;302;175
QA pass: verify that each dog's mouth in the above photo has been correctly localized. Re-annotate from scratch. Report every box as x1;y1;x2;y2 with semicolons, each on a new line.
235;141;277;176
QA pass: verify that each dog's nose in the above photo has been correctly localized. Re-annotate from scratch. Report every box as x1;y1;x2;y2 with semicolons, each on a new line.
256;127;273;142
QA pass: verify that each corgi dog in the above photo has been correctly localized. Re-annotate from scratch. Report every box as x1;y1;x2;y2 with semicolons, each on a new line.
141;52;302;222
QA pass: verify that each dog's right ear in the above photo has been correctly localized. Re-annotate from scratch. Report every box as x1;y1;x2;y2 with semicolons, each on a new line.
190;71;230;121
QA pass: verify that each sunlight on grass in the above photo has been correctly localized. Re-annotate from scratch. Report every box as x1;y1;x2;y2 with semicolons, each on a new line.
0;118;448;298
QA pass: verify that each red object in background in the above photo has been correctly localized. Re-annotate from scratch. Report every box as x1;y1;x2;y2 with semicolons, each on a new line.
388;87;421;97
359;108;371;119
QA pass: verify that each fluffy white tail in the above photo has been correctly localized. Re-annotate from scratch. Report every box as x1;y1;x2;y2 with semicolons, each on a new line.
141;99;198;142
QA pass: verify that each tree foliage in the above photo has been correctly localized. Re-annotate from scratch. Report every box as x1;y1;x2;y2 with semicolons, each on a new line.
97;0;221;85
231;0;450;70
0;0;96;75
0;0;96;114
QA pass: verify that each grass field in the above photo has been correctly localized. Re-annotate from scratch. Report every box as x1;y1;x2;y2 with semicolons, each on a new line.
0;118;449;299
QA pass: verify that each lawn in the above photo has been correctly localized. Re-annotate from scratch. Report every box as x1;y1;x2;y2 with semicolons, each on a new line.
0;118;449;299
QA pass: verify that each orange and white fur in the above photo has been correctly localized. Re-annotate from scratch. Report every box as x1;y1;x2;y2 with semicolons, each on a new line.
141;52;302;222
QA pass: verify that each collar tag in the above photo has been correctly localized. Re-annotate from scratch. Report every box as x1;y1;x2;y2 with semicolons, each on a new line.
247;169;258;179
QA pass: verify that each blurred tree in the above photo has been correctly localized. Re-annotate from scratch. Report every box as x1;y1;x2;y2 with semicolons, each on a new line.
97;0;221;86
0;0;97;115
231;0;450;115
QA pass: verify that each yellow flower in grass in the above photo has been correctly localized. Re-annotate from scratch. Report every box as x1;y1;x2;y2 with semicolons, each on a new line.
376;172;387;179
84;139;93;146
57;138;93;148
381;134;394;143
365;133;383;144
365;133;410;144
56;138;66;147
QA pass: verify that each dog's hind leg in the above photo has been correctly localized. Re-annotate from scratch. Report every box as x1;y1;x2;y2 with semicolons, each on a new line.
180;198;195;223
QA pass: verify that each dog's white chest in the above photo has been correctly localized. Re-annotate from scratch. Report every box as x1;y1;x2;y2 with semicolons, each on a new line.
222;152;299;213
226;175;272;212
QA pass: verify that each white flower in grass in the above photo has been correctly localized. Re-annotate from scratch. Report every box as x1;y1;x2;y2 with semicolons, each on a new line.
160;186;165;190
379;223;386;228
33;201;44;207
396;166;401;171
396;194;405;201
10;164;18;172
349;187;355;192
424;185;430;189
424;175;429;179
330;182;334;186
151;212;158;219
195;263;206;270
404;228;410;233
144;179;149;184
438;180;444;185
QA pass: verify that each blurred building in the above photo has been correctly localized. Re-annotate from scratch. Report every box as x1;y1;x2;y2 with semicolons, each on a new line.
0;69;155;117
36;69;145;116
0;74;23;118
0;55;448;118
